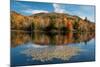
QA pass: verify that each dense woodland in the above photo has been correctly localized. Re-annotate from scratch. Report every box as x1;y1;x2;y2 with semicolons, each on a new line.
11;11;95;32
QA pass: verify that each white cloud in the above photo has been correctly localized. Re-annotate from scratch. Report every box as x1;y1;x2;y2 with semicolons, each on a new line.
52;4;72;14
32;10;48;14
53;4;65;13
22;9;49;14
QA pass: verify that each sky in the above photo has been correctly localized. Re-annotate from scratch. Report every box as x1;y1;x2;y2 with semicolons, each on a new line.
11;0;95;22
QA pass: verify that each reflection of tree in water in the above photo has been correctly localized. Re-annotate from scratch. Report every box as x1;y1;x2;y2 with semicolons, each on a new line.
11;31;95;48
21;45;81;61
11;31;32;47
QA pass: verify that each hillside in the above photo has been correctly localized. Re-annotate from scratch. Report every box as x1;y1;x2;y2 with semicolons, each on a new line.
11;11;95;32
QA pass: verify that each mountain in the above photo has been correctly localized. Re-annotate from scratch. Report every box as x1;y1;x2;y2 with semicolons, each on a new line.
11;11;95;32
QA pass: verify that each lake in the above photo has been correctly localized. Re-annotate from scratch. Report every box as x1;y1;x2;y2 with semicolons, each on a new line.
11;31;95;66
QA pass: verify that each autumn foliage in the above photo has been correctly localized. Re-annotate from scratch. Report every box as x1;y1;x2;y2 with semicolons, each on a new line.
11;11;95;32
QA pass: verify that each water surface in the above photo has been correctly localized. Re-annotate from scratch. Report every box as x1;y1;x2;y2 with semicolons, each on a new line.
11;31;95;66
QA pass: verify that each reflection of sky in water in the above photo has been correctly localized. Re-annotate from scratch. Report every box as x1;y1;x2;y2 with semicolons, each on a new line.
11;32;95;66
21;45;81;62
11;38;95;66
